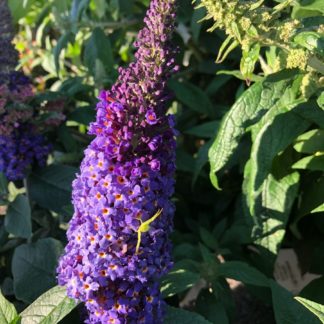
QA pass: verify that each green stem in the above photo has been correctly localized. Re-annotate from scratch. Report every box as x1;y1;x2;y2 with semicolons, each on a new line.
23;178;30;201
77;19;140;30
23;178;33;243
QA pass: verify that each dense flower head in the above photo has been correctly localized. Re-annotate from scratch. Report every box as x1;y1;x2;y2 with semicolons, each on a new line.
0;127;51;181
0;71;52;180
57;0;178;323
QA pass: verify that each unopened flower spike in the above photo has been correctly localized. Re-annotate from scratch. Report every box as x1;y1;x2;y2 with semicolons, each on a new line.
57;0;178;323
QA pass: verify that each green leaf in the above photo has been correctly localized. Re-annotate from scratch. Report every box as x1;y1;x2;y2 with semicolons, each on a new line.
107;0;119;19
70;0;89;27
176;148;195;173
298;177;324;216
20;286;78;324
300;277;324;305
252;171;299;263
199;243;216;264
68;105;96;125
270;281;320;324
318;91;324;109
294;32;324;54
292;154;324;171
294;129;324;154
196;290;229;324
216;36;239;63
59;77;93;97
247;150;299;249
311;203;324;213
191;1;205;42
216;69;263;82
240;42;260;81
28;165;77;214
168;79;214;117
209;71;299;189
161;268;200;298
184;121;219;138
12;238;63;303
0;290;17;324
199;227;218;250
230;21;242;42
291;176;324;235
8;0;34;23
164;306;212;324
53;32;75;73
173;243;201;261
217;261;269;287
192;140;213;186
250;0;264;10
206;75;232;96
84;28;114;77
93;0;107;18
219;213;253;247
295;297;324;323
247;109;310;215
57;125;79;152
4;195;32;239
249;75;306;140
292;0;324;19
294;100;324;128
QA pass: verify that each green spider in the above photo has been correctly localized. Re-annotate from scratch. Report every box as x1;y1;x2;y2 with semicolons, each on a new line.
135;208;163;255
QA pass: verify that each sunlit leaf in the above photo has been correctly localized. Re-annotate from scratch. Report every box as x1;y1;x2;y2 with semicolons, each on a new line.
295;297;324;323
209;71;299;189
294;129;324;154
270;281;320;324
161;268;200;298
247;107;310;216
0;290;18;324
20;286;78;324
292;155;324;171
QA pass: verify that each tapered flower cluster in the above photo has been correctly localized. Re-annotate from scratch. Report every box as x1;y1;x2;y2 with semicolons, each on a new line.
57;0;178;323
0;0;52;181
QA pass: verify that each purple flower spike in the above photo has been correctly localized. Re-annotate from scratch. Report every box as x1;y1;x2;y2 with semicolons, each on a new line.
57;0;178;323
0;127;51;181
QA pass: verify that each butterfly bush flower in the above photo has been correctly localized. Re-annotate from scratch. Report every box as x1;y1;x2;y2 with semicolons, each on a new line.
0;1;55;181
57;0;178;323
